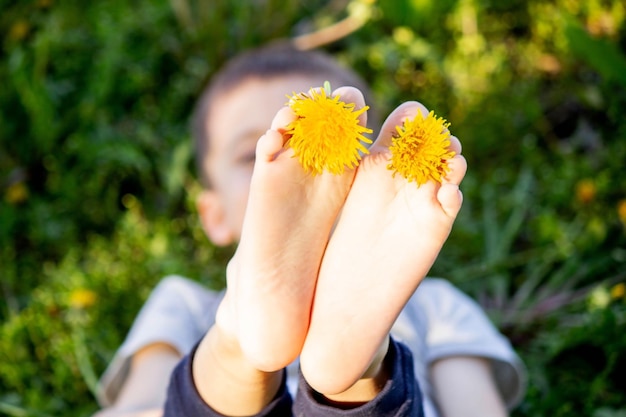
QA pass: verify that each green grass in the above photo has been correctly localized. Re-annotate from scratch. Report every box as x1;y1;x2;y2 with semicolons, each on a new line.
1;0;625;415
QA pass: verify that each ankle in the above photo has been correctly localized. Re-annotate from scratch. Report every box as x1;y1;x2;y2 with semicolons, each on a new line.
193;326;284;415
205;325;282;383
361;337;390;379
320;338;391;407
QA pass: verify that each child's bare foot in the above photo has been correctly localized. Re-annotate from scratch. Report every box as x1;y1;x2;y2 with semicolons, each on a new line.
223;87;369;372
300;101;467;394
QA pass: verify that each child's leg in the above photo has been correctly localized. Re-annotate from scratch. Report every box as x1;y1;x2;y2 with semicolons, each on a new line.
191;323;286;416
224;87;369;372
300;101;467;394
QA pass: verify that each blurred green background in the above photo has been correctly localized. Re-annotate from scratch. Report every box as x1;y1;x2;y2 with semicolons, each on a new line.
1;0;625;415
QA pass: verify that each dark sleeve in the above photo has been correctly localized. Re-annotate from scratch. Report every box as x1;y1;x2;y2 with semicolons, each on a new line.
163;343;293;417
293;338;425;417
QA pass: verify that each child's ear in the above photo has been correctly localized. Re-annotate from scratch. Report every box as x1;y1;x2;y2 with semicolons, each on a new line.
196;190;235;246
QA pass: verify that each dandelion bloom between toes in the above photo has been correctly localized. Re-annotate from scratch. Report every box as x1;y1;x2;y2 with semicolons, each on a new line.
285;84;373;175
388;110;456;186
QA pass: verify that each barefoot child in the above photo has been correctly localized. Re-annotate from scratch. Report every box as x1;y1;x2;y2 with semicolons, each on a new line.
94;42;525;417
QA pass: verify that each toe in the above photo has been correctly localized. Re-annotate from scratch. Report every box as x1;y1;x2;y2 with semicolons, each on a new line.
438;183;464;218
270;106;296;132
443;154;467;186
371;101;429;150
449;135;462;155
333;86;368;128
256;129;285;162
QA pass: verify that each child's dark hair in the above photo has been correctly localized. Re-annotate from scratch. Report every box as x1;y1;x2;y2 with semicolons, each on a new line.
191;41;375;188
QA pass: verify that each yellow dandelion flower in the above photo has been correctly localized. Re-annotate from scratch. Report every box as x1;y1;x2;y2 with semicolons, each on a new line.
285;85;372;175
388;110;455;186
4;181;29;205
9;20;30;42
69;288;97;310
611;283;625;300
576;179;596;204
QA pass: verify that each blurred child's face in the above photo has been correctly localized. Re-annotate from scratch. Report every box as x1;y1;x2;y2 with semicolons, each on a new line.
197;75;329;246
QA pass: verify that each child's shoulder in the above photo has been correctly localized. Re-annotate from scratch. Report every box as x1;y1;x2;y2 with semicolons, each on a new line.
408;277;487;323
154;275;224;298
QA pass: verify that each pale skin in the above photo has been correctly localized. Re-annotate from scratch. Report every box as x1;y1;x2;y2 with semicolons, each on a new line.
221;87;363;372
300;100;466;394
93;75;508;417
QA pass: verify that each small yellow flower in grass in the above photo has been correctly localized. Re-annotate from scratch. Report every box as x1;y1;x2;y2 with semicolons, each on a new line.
388;110;455;186
576;179;596;204
285;83;373;175
69;288;97;310
4;181;29;204
9;20;30;42
611;283;625;300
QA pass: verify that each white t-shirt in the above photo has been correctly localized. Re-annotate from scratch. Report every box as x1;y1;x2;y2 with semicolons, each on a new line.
97;275;526;416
